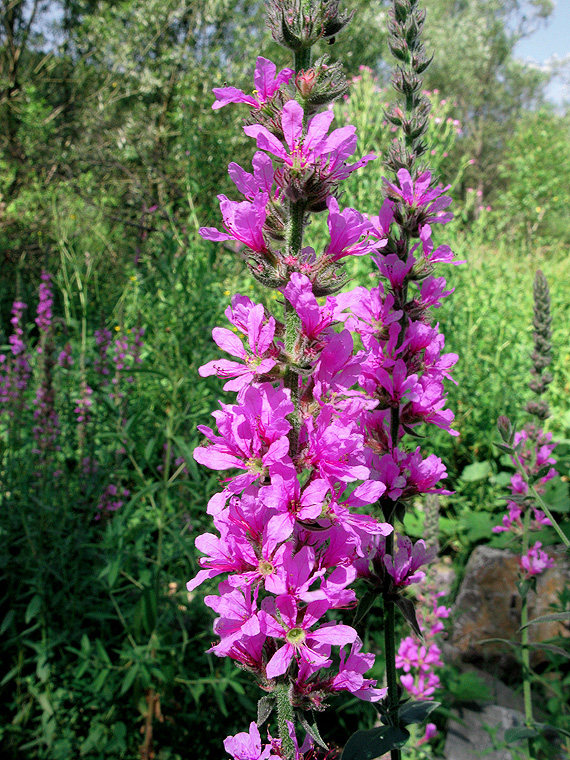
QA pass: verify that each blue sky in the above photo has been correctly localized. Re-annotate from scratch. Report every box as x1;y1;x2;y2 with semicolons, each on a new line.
514;0;570;104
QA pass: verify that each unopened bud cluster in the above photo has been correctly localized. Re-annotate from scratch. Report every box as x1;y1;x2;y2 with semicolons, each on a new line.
266;0;354;54
525;270;553;421
384;0;433;177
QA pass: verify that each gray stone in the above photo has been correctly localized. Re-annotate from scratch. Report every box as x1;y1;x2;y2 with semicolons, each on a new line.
446;545;570;678
445;704;525;760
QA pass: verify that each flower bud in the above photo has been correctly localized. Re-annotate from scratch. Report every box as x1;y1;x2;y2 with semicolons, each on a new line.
296;68;317;98
497;415;513;444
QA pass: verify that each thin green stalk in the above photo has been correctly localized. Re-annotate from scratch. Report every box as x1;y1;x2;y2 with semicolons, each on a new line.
276;47;311;755
520;507;535;759
514;452;570;549
383;529;402;760
295;48;311;72
528;482;570;549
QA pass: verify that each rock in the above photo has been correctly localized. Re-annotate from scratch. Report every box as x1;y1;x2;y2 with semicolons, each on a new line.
446;545;570;679
444;704;525;760
444;668;565;760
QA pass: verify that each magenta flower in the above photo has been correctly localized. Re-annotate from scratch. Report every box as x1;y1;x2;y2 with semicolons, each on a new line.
186;526;256;592
282;273;338;343
419;224;460;265
383;535;434;587
228;152;277;201
261;595;357;679
193;383;294;493
198;302;279;391
323;197;386;261
213;57;294;111
205;584;261;656
244;100;375;185
200;193;269;253
420;276;455;309
520;541;555;578
330;637;387;702
418;723;438;746
373;252;415;290
398;448;451;498
376;358;421;406
384;169;453;224
261;463;330;541
223;721;279;760
312;331;363;406
57;343;74;368
343;284;402;346
369;198;395;238
400;670;440;699
35;270;53;336
261;543;327;602
405;375;459;435
396;636;442;673
299;406;370;484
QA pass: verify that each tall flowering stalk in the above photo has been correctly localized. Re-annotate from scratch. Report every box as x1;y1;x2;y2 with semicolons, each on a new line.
32;271;60;467
495;271;568;758
189;1;458;757
0;300;31;418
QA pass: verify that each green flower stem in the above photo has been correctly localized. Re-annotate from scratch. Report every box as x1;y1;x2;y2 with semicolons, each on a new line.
276;683;295;759
528;482;570;549
278;47;311;755
514;452;570;549
520;507;535;759
383;530;402;760
284;196;306;459
295;48;311;73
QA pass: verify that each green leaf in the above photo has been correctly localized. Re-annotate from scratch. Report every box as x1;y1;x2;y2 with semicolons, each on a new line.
36;692;54;717
172;435;201;482
25;594;42;624
341;726;410;760
95;639;112;666
92;668;109;692
0;609;15;635
460;461;491;482
144;436;156;463
491;471;512;487
542;477;570;513
520;611;570;628
120;666;138;695
297;712;328;750
394;595;422;638
142;586;157;634
1;665;20;687
447;672;492;702
257;696;274;726
463;512;497;542
504;726;538;744
398;700;440;726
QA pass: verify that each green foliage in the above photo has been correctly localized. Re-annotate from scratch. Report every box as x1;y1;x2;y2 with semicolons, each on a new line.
0;231;258;759
1;0;570;755
491;109;570;251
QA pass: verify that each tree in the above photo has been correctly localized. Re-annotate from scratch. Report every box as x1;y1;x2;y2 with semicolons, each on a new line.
421;0;553;206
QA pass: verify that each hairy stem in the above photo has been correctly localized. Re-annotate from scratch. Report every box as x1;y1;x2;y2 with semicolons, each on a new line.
276;683;295;759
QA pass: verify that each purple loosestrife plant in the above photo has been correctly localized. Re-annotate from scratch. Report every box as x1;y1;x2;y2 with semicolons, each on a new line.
190;1;457;757
0;300;32;417
32;272;60;465
495;271;569;758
